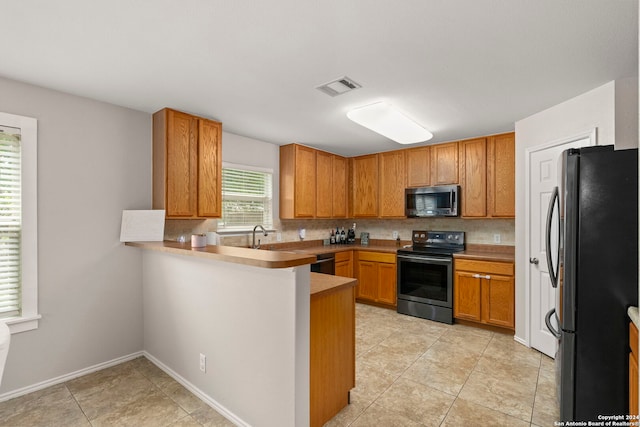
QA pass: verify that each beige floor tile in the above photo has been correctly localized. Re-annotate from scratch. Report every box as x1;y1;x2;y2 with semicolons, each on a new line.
69;367;159;420
351;359;397;406
190;405;236;426
356;324;396;356
437;326;493;354
421;340;481;369
323;401;368;427
358;341;423;377
458;369;536;422
402;352;474;396
162;381;210;414
0;385;90;427
378;329;439;357
91;389;188;427
135;357;179;389
0;303;554;427
483;333;542;369
0;383;71;420
441;398;530;427
474;354;540;384
532;367;560;426
350;402;424;427
167;414;205;427
540;354;556;373
374;377;455;426
65;362;138;395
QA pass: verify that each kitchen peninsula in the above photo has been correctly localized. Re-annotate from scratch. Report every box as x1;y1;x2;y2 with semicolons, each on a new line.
126;241;355;427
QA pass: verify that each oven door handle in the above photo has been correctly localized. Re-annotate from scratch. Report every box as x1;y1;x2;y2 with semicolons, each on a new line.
397;254;452;264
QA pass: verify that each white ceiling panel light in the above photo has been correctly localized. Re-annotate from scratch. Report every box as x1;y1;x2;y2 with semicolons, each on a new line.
346;102;433;144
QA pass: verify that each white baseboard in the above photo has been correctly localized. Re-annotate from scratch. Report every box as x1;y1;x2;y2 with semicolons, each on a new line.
0;350;248;427
513;334;529;347
142;351;248;427
0;351;144;402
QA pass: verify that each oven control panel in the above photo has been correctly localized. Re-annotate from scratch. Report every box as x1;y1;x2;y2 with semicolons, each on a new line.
412;230;465;246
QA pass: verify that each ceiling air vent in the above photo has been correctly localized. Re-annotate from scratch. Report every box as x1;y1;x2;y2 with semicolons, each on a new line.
316;76;362;97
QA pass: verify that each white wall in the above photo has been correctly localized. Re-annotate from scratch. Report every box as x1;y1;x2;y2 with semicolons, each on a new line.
0;76;150;393
222;131;281;220
142;250;310;427
514;81;617;343
616;76;639;150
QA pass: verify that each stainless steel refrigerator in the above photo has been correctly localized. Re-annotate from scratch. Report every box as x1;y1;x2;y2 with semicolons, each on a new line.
545;145;638;421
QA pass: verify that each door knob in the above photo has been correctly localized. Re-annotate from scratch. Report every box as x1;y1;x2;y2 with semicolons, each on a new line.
529;257;539;265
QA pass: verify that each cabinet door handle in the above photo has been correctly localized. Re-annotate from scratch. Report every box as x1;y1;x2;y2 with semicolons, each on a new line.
485;275;491;280
473;274;481;278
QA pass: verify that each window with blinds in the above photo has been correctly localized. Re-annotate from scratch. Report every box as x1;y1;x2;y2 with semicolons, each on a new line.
0;127;21;319
219;164;273;230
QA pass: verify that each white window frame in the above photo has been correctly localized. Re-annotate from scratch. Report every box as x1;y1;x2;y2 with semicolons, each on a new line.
0;112;39;333
218;162;274;234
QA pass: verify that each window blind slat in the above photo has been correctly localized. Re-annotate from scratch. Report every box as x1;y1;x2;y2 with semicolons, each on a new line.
220;166;273;229
0;130;21;320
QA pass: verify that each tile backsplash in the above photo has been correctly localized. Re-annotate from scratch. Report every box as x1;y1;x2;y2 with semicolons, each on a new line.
164;217;515;248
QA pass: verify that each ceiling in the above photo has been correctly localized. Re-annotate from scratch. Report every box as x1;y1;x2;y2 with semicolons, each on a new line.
1;0;637;156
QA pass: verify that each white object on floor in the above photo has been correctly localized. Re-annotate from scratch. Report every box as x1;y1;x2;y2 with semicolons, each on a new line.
0;322;10;386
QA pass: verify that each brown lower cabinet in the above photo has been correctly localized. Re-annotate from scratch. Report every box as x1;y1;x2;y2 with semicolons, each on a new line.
355;251;397;308
335;250;353;277
453;258;515;330
310;278;356;427
630;321;638;417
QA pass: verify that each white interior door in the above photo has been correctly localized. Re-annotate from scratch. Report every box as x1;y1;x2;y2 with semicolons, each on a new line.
527;132;594;357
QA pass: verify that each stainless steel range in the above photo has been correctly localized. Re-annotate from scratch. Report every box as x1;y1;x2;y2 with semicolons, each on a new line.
396;230;465;324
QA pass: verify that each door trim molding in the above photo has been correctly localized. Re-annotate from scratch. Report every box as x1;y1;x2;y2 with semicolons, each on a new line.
523;128;596;349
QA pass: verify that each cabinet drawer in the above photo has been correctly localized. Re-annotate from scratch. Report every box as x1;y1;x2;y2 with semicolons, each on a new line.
357;251;396;264
455;259;513;276
335;251;352;263
631;322;638;358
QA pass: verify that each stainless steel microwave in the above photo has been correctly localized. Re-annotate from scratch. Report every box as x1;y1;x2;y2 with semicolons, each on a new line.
405;185;459;217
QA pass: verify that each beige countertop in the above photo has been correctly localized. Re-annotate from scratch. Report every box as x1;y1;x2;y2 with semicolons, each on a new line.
310;272;357;297
274;243;402;256
454;244;515;263
127;240;516;268
126;241;317;269
629;306;638;328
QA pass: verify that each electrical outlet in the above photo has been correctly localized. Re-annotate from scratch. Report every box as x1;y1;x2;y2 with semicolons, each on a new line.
493;234;501;244
199;353;206;373
276;232;282;242
392;231;399;239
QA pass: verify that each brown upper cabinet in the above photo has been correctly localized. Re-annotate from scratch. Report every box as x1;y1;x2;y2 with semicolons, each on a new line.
406;146;431;187
351;150;406;218
459;137;488;217
379;150;406;218
459;132;515;218
351;154;379;218
280;144;316;218
332;156;348;218
315;151;333;218
280;144;348;219
279;132;515;220
430;141;459;185
153;108;222;219
487;132;516;217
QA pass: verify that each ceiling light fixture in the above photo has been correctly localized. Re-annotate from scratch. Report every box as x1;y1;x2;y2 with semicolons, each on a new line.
346;102;433;144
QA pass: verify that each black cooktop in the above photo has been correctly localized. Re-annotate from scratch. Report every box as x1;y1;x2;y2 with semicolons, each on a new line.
397;230;465;256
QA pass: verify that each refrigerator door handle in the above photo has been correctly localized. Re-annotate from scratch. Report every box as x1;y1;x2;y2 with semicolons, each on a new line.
545;308;561;338
545;186;560;288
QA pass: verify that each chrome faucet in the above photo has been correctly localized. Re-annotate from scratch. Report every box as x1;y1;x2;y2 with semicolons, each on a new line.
252;225;268;249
